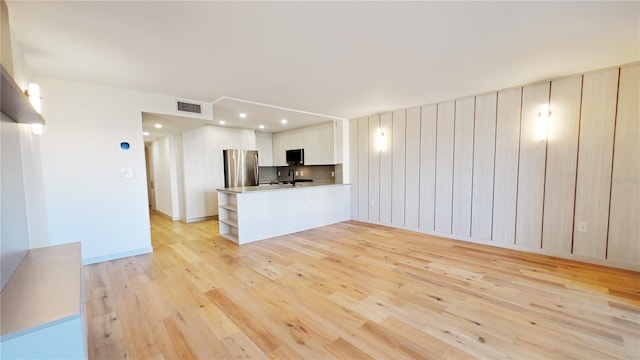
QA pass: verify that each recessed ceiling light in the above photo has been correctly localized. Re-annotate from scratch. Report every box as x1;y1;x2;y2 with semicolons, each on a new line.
281;119;288;124
143;131;150;136
239;113;247;118
154;123;162;129
259;125;265;129
219;120;226;125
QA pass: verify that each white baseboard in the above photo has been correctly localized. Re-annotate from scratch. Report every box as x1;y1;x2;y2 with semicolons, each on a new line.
82;246;154;265
184;215;217;223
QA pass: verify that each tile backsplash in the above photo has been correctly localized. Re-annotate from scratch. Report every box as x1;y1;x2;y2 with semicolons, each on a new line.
258;165;337;183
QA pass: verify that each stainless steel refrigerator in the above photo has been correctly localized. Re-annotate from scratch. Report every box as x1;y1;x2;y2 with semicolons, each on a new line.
223;149;259;188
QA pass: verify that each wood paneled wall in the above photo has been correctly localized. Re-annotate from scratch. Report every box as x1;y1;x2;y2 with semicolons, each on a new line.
349;63;639;270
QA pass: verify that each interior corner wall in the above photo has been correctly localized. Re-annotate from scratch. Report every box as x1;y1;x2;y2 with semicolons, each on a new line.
19;120;48;249
349;63;639;271
174;134;187;222
1;115;30;289
37;77;199;263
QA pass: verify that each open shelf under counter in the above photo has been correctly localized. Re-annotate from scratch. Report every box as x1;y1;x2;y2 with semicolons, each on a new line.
219;204;238;212
219;218;238;228
217;191;240;242
217;184;350;244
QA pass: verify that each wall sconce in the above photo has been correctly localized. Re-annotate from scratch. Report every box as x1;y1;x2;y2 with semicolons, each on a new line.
25;83;43;135
26;83;41;113
375;127;385;152
536;104;551;141
31;123;43;135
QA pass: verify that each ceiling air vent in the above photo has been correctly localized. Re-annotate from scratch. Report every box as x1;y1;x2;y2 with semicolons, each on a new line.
176;100;202;114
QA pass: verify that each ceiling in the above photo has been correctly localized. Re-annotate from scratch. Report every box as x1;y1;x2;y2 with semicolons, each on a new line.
142;112;210;144
141;97;340;143
7;1;640;131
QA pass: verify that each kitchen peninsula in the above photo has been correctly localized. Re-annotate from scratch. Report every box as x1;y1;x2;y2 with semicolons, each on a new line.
217;183;350;244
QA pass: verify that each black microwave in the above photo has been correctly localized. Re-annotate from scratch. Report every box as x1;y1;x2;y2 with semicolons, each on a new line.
286;149;304;165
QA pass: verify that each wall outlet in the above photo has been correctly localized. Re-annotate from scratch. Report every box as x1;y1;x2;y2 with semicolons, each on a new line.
331;171;335;177
300;171;304;176
295;171;298;176
277;171;280;176
578;222;587;232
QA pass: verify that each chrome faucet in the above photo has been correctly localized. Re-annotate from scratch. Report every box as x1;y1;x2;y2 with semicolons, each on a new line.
287;168;296;185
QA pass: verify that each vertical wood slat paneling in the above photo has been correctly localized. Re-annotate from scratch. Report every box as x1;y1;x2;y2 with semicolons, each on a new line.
516;82;550;249
435;101;455;233
471;93;497;240
379;112;393;224
492;88;522;244
419;104;438;231
349;119;359;219
357;117;369;220
347;64;638;271
368;115;381;222
452;97;475;236
607;64;639;264
573;69;619;259
405;107;421;229
542;76;582;255
392;110;406;226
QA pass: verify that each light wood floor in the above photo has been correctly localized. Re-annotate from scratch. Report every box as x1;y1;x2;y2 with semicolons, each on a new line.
85;211;640;359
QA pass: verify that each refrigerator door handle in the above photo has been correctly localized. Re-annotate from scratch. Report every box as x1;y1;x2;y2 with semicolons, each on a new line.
254;152;259;177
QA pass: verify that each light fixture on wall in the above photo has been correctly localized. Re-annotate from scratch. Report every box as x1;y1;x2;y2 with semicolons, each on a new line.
375;127;385;152
537;104;551;141
31;123;43;135
26;83;41;113
25;83;44;135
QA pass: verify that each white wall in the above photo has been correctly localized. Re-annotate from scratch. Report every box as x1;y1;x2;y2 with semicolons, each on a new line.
151;135;180;220
1;115;48;289
37;77;210;263
1;6;47;288
1;116;30;289
174;134;187;222
349;63;639;271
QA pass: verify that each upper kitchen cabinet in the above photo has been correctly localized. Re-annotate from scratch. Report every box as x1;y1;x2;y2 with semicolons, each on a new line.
272;121;336;166
256;132;273;166
273;130;304;166
303;121;335;165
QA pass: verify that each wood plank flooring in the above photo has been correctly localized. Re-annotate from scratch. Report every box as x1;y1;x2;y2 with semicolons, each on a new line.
85;211;640;359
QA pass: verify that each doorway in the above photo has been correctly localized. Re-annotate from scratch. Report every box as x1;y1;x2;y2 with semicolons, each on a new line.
144;145;156;210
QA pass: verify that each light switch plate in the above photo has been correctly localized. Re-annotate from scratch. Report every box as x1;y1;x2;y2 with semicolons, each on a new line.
120;168;133;178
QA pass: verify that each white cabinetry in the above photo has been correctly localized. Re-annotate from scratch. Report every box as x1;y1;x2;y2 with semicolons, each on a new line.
256;133;273;166
272;130;304;166
272;121;336;166
303;121;335;165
